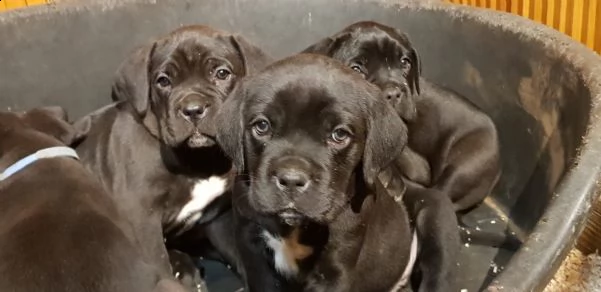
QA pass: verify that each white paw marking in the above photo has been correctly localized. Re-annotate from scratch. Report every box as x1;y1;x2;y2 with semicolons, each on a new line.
262;230;299;278
175;176;228;223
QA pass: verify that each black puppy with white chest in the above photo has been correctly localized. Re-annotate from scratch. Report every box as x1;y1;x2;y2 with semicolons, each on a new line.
75;25;271;284
302;21;501;213
216;54;456;292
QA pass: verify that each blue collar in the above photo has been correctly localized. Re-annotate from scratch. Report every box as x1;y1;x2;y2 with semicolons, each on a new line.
0;146;80;181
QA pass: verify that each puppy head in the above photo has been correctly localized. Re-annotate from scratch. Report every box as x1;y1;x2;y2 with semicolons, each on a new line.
0;106;88;167
216;54;407;223
303;21;421;121
112;25;271;148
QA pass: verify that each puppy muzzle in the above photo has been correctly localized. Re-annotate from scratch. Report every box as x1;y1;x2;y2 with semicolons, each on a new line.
174;93;217;148
379;82;415;120
381;83;410;103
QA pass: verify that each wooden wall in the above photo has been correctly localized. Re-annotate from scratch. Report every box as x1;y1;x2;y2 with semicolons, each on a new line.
447;0;601;54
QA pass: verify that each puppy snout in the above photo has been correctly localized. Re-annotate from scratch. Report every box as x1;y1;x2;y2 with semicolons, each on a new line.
179;97;211;121
275;169;310;192
271;156;313;193
384;87;402;100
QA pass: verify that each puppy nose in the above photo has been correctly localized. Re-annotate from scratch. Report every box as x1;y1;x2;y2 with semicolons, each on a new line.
181;100;210;120
274;169;310;193
384;87;402;100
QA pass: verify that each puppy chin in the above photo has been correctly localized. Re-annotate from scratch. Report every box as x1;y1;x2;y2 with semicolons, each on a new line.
187;132;216;148
278;209;305;226
160;124;216;148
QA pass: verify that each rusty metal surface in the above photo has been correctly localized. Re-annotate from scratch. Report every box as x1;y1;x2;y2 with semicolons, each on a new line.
0;0;601;291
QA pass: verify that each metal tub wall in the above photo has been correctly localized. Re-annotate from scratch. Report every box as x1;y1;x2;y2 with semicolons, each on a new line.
1;0;601;291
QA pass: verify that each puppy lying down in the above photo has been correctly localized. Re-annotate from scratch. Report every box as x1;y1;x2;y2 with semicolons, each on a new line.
302;21;501;213
302;20;505;248
0;107;187;292
215;54;459;292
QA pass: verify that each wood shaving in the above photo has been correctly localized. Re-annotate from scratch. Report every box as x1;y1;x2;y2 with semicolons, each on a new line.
544;249;601;292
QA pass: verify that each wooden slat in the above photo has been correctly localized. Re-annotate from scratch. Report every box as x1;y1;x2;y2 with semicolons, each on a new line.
572;0;585;42
584;0;598;48
533;0;543;23
0;0;48;11
596;0;601;53
522;0;531;19
4;0;28;10
26;0;48;5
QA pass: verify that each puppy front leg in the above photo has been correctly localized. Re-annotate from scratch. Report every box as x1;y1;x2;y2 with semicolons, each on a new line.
403;183;460;292
395;146;431;187
204;209;244;275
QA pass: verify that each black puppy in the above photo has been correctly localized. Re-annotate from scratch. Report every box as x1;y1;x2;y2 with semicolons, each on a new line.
302;21;501;213
0;107;187;292
75;25;272;283
216;54;459;292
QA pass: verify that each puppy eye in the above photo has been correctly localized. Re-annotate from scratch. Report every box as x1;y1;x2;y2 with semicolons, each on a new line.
156;74;171;88
252;118;271;136
400;57;412;68
351;65;365;74
214;68;232;80
350;64;367;79
330;127;352;145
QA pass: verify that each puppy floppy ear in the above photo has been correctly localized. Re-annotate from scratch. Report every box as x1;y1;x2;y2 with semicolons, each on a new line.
363;97;409;188
229;35;273;76
398;47;421;122
408;47;421;96
301;31;352;56
215;84;246;172
392;28;421;96
111;42;157;116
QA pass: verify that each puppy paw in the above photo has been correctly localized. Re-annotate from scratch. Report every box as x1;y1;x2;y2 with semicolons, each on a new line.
168;249;208;292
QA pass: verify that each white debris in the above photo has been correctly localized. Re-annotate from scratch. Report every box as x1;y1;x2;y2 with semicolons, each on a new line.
491;263;498;274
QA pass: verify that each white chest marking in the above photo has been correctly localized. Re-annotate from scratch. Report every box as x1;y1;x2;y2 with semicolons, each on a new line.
175;176;228;223
262;230;299;278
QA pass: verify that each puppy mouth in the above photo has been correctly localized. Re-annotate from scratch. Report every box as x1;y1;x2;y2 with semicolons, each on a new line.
278;209;305;226
187;132;216;148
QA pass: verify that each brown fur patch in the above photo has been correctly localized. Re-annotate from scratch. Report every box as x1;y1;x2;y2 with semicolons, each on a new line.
283;227;314;262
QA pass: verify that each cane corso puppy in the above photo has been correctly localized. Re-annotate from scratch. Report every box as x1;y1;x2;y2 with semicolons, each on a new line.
215;54;459;292
0;107;188;292
74;25;272;283
302;21;501;213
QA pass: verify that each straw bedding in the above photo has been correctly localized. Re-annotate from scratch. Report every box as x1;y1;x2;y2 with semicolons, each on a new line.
544;249;601;292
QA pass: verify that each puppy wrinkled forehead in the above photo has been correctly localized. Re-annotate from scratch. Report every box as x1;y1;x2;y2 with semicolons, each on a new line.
248;75;370;111
151;32;241;72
